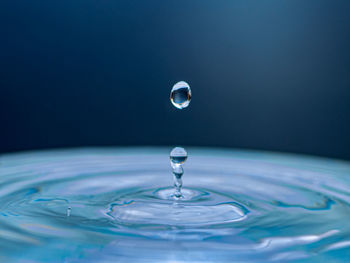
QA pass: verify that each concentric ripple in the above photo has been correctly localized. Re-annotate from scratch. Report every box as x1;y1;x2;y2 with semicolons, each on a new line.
0;147;350;262
108;187;247;226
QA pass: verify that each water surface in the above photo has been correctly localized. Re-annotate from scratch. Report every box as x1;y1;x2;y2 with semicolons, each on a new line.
0;147;350;262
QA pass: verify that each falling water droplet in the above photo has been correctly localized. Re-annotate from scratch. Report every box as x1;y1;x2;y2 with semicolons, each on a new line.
170;147;187;198
170;81;191;109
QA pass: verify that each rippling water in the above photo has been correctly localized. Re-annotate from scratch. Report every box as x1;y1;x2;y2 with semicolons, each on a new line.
0;147;350;262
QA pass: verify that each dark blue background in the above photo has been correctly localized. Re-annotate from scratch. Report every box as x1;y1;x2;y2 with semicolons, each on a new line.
1;1;350;160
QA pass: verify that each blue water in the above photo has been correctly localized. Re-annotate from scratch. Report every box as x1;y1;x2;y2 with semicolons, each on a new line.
0;147;350;262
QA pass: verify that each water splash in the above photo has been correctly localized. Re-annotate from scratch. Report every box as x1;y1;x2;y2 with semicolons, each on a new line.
169;81;191;198
170;147;187;198
0;148;349;262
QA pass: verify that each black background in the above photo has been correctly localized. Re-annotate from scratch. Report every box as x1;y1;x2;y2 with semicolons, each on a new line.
1;1;350;160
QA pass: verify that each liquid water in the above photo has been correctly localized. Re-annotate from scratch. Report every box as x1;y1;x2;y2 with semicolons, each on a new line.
170;147;187;198
170;147;188;165
170;81;191;109
0;147;350;262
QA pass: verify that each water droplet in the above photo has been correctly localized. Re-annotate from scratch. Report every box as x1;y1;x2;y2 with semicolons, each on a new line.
170;81;191;109
170;147;188;165
67;206;71;217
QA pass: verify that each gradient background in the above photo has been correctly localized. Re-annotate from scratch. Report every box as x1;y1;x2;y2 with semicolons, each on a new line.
1;0;350;160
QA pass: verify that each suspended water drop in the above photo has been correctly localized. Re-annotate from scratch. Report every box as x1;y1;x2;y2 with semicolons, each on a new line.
170;147;188;165
170;81;191;109
170;147;187;198
67;206;71;217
